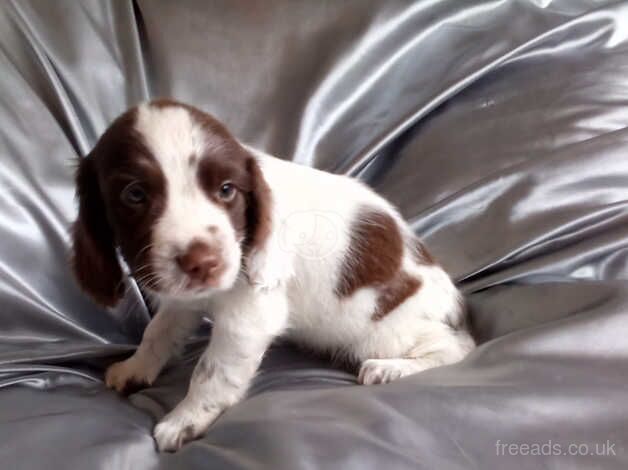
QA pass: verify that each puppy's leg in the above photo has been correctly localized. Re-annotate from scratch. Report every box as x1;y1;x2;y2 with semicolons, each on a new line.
358;322;475;385
105;302;202;393
154;288;288;452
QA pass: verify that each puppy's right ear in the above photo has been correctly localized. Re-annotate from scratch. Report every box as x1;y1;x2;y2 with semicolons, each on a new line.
71;155;124;307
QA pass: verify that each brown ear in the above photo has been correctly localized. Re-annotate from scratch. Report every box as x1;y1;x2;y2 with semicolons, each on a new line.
71;155;124;307
245;156;273;252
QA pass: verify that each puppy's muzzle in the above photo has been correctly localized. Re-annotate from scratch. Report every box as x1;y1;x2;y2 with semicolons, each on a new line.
175;240;224;286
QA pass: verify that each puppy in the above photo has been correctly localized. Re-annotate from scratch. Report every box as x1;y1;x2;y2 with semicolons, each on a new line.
70;99;475;451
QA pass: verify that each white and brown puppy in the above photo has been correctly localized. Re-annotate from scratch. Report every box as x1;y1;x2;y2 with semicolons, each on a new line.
71;99;475;452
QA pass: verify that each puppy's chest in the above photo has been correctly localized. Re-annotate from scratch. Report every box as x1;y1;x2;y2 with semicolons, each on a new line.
286;270;334;320
282;260;375;349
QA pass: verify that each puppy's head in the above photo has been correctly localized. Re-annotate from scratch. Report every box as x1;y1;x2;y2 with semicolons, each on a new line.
71;99;271;306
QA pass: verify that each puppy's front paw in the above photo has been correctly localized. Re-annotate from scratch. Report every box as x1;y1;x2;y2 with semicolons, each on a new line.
154;403;218;452
105;356;157;394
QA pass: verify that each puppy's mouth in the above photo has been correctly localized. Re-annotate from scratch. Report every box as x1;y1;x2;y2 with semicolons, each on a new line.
138;271;224;297
134;240;241;298
181;265;226;291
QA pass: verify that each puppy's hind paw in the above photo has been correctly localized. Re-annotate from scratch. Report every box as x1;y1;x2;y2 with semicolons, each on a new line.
358;358;431;385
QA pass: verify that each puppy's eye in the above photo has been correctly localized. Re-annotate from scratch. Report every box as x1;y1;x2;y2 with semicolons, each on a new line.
218;182;236;202
121;183;147;206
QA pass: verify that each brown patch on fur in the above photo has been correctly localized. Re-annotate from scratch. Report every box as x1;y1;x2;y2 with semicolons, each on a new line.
335;208;403;297
372;273;422;321
194;139;272;254
71;107;167;305
336;208;425;321
244;156;273;253
72;156;124;307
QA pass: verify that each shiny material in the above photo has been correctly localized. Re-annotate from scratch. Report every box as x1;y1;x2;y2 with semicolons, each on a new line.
1;0;627;468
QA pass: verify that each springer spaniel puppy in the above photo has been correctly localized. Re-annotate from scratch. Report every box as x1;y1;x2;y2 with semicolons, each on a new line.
71;99;475;452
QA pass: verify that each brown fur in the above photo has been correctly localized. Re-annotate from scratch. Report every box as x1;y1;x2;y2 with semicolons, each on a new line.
71;156;124;307
335;208;404;297
336;207;428;321
372;273;422;321
244;156;273;254
72;107;168;305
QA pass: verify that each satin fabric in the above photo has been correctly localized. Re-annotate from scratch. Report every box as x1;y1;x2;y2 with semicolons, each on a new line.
1;1;627;468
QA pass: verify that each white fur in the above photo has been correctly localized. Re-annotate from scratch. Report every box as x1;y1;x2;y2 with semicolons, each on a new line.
106;104;475;452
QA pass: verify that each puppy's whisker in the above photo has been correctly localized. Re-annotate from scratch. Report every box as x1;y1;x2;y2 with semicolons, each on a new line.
135;272;166;289
133;243;157;264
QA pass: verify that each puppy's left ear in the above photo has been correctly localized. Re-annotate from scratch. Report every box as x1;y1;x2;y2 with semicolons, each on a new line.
71;155;124;307
245;155;273;252
243;154;292;289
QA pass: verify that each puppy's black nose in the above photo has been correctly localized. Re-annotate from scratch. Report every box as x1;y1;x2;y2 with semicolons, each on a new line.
176;241;221;283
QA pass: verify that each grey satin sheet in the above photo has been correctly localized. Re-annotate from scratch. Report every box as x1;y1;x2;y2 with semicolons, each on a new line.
1;1;627;468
